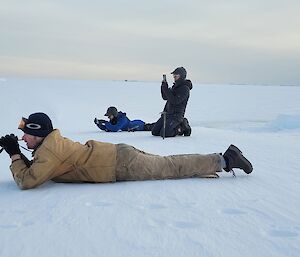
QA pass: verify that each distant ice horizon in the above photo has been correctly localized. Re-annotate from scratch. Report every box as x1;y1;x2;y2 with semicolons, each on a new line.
0;76;298;87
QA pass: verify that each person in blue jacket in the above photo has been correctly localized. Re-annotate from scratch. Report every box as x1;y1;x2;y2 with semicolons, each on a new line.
94;106;154;132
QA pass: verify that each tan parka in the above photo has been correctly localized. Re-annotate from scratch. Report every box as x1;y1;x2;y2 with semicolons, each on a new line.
10;130;117;189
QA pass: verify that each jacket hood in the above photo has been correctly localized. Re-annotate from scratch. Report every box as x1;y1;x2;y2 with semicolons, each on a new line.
174;79;193;90
118;111;126;117
184;79;193;90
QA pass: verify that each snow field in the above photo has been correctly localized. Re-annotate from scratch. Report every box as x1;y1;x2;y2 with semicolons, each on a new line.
0;78;299;257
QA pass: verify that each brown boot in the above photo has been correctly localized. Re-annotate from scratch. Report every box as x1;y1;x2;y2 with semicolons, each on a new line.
223;145;253;174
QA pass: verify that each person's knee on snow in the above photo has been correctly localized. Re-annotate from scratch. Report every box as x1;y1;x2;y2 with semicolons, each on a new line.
151;117;163;136
153;66;193;138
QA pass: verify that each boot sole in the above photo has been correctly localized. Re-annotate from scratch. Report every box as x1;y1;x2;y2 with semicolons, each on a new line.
229;145;253;174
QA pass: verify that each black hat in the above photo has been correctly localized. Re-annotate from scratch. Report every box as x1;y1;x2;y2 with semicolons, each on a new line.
105;106;118;117
171;67;187;79
19;112;53;137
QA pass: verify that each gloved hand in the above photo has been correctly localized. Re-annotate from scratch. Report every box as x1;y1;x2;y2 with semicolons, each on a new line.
94;118;99;125
161;81;168;88
94;118;106;125
0;134;21;157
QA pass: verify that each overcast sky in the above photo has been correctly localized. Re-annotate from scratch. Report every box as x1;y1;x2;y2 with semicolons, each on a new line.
0;0;299;84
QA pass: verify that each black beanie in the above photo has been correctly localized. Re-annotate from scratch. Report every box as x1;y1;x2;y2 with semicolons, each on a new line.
20;112;53;137
105;106;118;117
171;67;187;80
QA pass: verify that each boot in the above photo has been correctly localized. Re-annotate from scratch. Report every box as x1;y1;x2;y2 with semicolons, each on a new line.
144;122;156;131
223;145;253;174
181;118;191;136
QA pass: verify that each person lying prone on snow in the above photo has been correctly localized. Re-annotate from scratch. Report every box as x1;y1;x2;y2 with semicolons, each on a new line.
94;106;155;132
0;112;253;190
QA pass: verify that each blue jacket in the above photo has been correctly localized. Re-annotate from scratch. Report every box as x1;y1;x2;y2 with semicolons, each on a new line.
97;112;145;132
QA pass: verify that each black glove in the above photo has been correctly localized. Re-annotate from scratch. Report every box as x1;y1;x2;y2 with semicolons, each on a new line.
0;134;21;157
161;81;168;87
94;118;99;125
94;118;106;125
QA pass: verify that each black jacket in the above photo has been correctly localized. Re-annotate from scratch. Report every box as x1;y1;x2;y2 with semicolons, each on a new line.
161;78;193;119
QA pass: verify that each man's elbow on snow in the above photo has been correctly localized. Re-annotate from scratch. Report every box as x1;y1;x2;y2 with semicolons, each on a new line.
15;179;40;190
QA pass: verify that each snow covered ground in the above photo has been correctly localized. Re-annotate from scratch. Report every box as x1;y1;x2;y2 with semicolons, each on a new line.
0;78;299;257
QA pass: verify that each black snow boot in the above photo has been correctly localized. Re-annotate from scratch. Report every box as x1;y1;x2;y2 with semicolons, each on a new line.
223;145;253;174
144;122;156;131
181;118;191;136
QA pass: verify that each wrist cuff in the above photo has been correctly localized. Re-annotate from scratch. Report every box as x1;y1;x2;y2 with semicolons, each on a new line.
11;154;21;162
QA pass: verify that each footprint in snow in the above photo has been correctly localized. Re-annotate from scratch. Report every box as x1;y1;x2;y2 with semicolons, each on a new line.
0;224;20;229
267;229;298;238
0;220;34;229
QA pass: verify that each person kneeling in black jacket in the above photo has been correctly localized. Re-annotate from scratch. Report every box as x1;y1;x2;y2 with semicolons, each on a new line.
152;67;192;138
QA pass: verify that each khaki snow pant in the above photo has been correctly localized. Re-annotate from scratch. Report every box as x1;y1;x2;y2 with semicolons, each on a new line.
115;144;222;181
